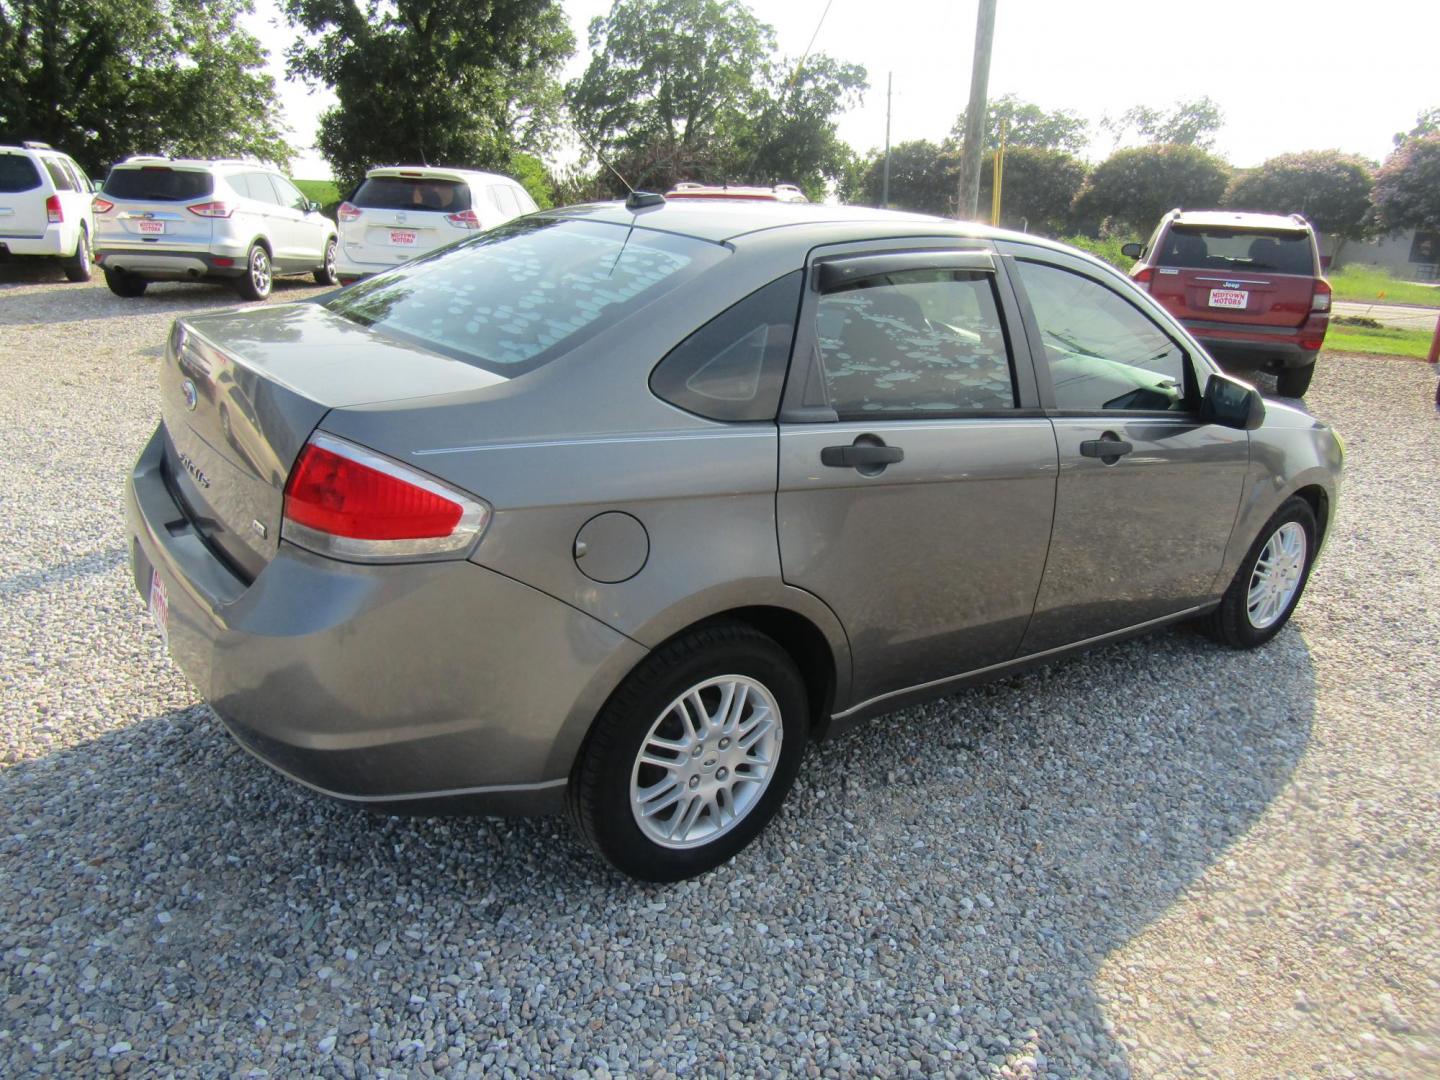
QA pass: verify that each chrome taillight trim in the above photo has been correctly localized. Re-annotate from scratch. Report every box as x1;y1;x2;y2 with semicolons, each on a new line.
281;432;491;563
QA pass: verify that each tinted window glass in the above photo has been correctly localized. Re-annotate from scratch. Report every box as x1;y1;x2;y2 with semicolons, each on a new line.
352;177;472;213
103;167;213;201
326;218;723;375
813;270;1015;417
63;160;90;191
651;272;801;421
43;159;76;191
0;154;42;193
269;174;306;210
1015;260;1190;412
1157;226;1313;276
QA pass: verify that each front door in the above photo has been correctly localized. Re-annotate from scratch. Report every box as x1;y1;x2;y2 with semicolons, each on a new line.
1000;245;1249;654
777;247;1058;709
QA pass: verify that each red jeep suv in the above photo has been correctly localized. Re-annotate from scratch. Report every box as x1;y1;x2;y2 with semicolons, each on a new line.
1123;209;1330;396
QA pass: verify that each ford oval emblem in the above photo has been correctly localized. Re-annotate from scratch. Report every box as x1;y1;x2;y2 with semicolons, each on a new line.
181;379;198;411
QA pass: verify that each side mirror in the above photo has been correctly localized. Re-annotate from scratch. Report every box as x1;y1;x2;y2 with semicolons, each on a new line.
1201;372;1265;430
1121;242;1143;260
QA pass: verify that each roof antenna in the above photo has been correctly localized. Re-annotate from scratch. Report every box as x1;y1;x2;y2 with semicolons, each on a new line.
572;124;664;211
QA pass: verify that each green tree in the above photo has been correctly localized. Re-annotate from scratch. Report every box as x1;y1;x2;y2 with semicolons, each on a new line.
567;0;865;196
949;93;1089;154
1225;150;1374;257
1394;106;1440;147
1371;134;1440;233
857;140;955;216
0;0;290;176
284;0;574;190
1102;96;1224;150
978;147;1087;234
1074;144;1231;234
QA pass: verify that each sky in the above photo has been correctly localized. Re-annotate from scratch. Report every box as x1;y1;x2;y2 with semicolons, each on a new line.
247;0;1440;181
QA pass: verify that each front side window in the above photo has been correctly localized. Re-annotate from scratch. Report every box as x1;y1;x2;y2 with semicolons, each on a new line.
1015;260;1190;412
269;174;307;211
812;269;1015;418
326;217;723;375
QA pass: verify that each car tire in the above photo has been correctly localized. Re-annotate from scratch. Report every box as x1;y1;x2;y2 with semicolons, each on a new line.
1202;496;1317;649
1276;363;1315;397
568;622;809;882
62;228;92;283
103;267;147;298
314;237;340;286
235;243;273;301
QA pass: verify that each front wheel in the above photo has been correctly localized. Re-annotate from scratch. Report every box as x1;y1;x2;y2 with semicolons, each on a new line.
1202;497;1317;648
63;229;92;282
235;244;272;301
313;237;340;285
569;623;809;881
1276;363;1315;397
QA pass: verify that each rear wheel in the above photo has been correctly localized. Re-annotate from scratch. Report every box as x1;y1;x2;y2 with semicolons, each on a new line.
62;228;91;282
235;244;272;301
103;266;147;298
313;237;340;285
1276;363;1315;397
1202;497;1317;648
569;623;808;881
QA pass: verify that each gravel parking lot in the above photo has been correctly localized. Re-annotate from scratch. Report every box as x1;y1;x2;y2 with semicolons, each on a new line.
2;262;1437;1078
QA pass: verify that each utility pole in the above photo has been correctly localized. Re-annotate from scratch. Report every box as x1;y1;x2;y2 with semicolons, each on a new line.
956;0;997;220
881;72;893;208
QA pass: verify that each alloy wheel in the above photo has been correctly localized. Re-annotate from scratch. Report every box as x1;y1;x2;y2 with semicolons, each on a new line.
251;248;271;295
1247;521;1307;629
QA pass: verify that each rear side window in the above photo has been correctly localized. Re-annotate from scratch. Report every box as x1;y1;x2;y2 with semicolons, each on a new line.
43;159;76;191
0;154;42;193
326;217;724;375
1157;226;1314;276
353;176;472;213
813;270;1016;417
103;167;214;201
651;272;802;422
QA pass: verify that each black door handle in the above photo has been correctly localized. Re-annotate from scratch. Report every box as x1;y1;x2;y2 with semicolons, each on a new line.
821;444;905;468
1079;437;1134;460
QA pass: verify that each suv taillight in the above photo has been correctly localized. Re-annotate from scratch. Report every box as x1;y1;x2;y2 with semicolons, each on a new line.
282;434;489;561
1311;278;1332;313
337;201;362;222
92;197;114;214
446;209;481;229
1132;266;1154;291
187;201;235;218
45;195;62;224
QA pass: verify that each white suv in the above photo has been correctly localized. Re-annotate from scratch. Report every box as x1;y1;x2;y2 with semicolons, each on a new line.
92;157;339;301
0;142;96;282
334;166;538;282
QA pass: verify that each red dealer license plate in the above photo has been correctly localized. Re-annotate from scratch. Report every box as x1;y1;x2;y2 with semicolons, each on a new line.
1208;288;1248;309
137;220;165;234
148;568;169;646
390;230;417;246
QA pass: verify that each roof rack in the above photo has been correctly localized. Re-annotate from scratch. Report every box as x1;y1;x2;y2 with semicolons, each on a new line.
21;141;53;151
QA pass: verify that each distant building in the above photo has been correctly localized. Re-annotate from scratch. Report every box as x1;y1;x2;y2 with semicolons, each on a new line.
1325;227;1439;281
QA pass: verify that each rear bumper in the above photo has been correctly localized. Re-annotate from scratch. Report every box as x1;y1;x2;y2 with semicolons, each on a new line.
334;248;420;277
95;247;246;280
0;226;69;256
125;424;646;814
1185;316;1327;370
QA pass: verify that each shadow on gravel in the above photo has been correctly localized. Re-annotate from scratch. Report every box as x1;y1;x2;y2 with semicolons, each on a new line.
0;546;128;599
0;625;1314;1075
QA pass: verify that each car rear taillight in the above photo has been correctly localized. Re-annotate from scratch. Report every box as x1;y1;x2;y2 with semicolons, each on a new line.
337;201;362;222
92;197;114;214
1132;266;1153;291
1311;278;1332;313
282;434;489;561
45;195;62;224
187;201;235;218
446;209;481;229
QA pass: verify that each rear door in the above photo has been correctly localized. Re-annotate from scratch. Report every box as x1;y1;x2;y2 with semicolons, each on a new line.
96;165;215;251
1148;225;1316;328
0;150;48;240
1001;242;1249;653
777;244;1057;708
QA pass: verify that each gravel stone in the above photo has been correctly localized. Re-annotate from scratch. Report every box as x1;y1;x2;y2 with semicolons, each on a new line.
2;264;1438;1077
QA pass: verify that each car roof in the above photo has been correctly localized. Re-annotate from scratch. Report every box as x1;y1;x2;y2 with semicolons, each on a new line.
1171;209;1310;233
543;199;1034;246
365;166;518;185
112;157;275;172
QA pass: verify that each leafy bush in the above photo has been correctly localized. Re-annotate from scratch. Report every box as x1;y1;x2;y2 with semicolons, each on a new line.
1372;134;1440;233
1224;151;1373;240
1073;144;1230;234
1059;234;1140;270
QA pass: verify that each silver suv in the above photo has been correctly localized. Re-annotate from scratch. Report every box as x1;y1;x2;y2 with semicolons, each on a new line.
93;157;338;300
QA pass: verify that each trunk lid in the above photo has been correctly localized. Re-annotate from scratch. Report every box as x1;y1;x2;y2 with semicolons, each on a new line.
160;302;507;581
1149;225;1317;328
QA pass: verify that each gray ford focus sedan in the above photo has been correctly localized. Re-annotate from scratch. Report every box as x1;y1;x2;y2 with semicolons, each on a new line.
126;198;1342;880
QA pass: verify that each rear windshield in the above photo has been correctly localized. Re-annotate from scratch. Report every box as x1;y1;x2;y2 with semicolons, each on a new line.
325;217;723;374
103;167;214;201
0;154;42;193
1157;226;1314;276
352;176;472;213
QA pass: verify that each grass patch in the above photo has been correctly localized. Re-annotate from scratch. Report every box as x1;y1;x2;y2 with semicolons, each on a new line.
294;179;340;206
1328;265;1440;308
1060;235;1139;271
1324;324;1435;358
